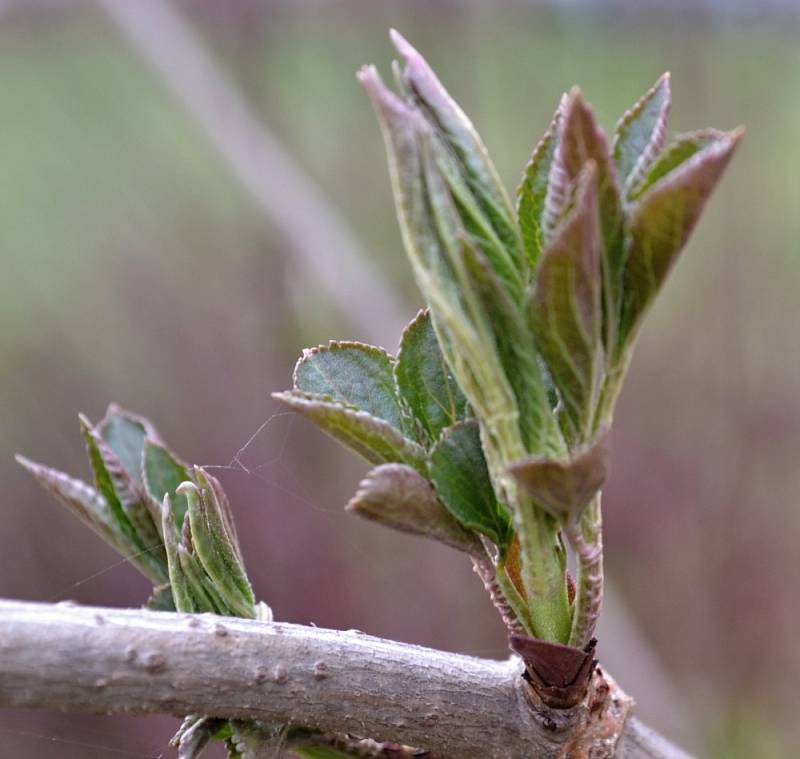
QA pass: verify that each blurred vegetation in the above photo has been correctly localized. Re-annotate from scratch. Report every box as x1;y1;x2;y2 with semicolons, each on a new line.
0;2;798;757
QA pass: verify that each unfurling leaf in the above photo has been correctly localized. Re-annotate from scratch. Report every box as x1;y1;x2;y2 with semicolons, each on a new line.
143;438;193;530
293;342;409;435
179;468;255;619
273;390;427;473
508;430;609;522
549;89;624;354
428;420;512;550
517;106;560;267
79;414;167;583
618;128;743;351
614;73;671;196
529;163;601;444
161;494;195;613
389;29;525;293
98;404;160;487
346;463;482;555
395;309;467;444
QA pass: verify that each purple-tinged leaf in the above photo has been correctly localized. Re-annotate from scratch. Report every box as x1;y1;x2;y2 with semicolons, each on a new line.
98;403;162;487
529;163;602;444
547;89;625;354
508;429;609;523
273;390;427;474
517;105;561;268
79;415;167;583
390;29;525;285
629;129;727;200
614;73;671;196
346;463;482;555
618;129;744;349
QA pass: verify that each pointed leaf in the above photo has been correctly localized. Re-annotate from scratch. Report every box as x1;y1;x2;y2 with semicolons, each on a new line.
547;89;624;353
614;73;671;195
428;420;512;549
529;163;602;444
79;415;167;583
143;438;192;530
179;469;255;619
16;455;129;556
346;463;482;554
160;494;195;613
628;129;727;200
98;404;160;487
618;129;743;349
390;29;525;286
293;342;409;434
508;430;609;522
273;390;427;473
395;309;467;443
517;106;561;267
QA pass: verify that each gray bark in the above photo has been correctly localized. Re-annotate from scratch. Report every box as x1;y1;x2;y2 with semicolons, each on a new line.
0;600;691;758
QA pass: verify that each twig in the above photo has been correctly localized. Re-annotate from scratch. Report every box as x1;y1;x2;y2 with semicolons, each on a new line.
96;0;408;346
0;600;692;759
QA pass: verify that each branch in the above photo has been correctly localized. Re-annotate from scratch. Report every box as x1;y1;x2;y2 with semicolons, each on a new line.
96;0;408;345
0;600;691;758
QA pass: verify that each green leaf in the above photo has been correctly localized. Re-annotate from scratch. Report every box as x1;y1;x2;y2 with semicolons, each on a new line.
395;309;467;443
273;390;427;473
618;129;743;351
628;129;727;200
390;29;525;289
548;89;624;355
16;455;130;557
143;438;192;530
508;429;609;522
614;73;671;196
346;463;482;554
294;342;409;434
529;163;602;444
160;494;195;613
79;415;167;584
176;543;228;615
458;234;561;456
517;106;560;268
98;404;159;487
180;468;255;619
428;420;512;549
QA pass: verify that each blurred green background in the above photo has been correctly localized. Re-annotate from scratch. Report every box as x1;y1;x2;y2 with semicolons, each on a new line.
1;1;798;757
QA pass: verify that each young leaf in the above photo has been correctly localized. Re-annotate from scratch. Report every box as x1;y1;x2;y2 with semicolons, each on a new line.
294;342;409;435
98;404;160;487
428;420;512;549
614;73;671;196
79;415;167;583
390;29;525;287
517;106;561;267
160;494;195;613
179;469;255;619
143;438;192;530
508;430;609;523
548;89;624;354
273;390;427;473
16;455;132;559
628;129;727;200
618;129;743;350
346;463;482;555
529;163;602;444
395;309;467;443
